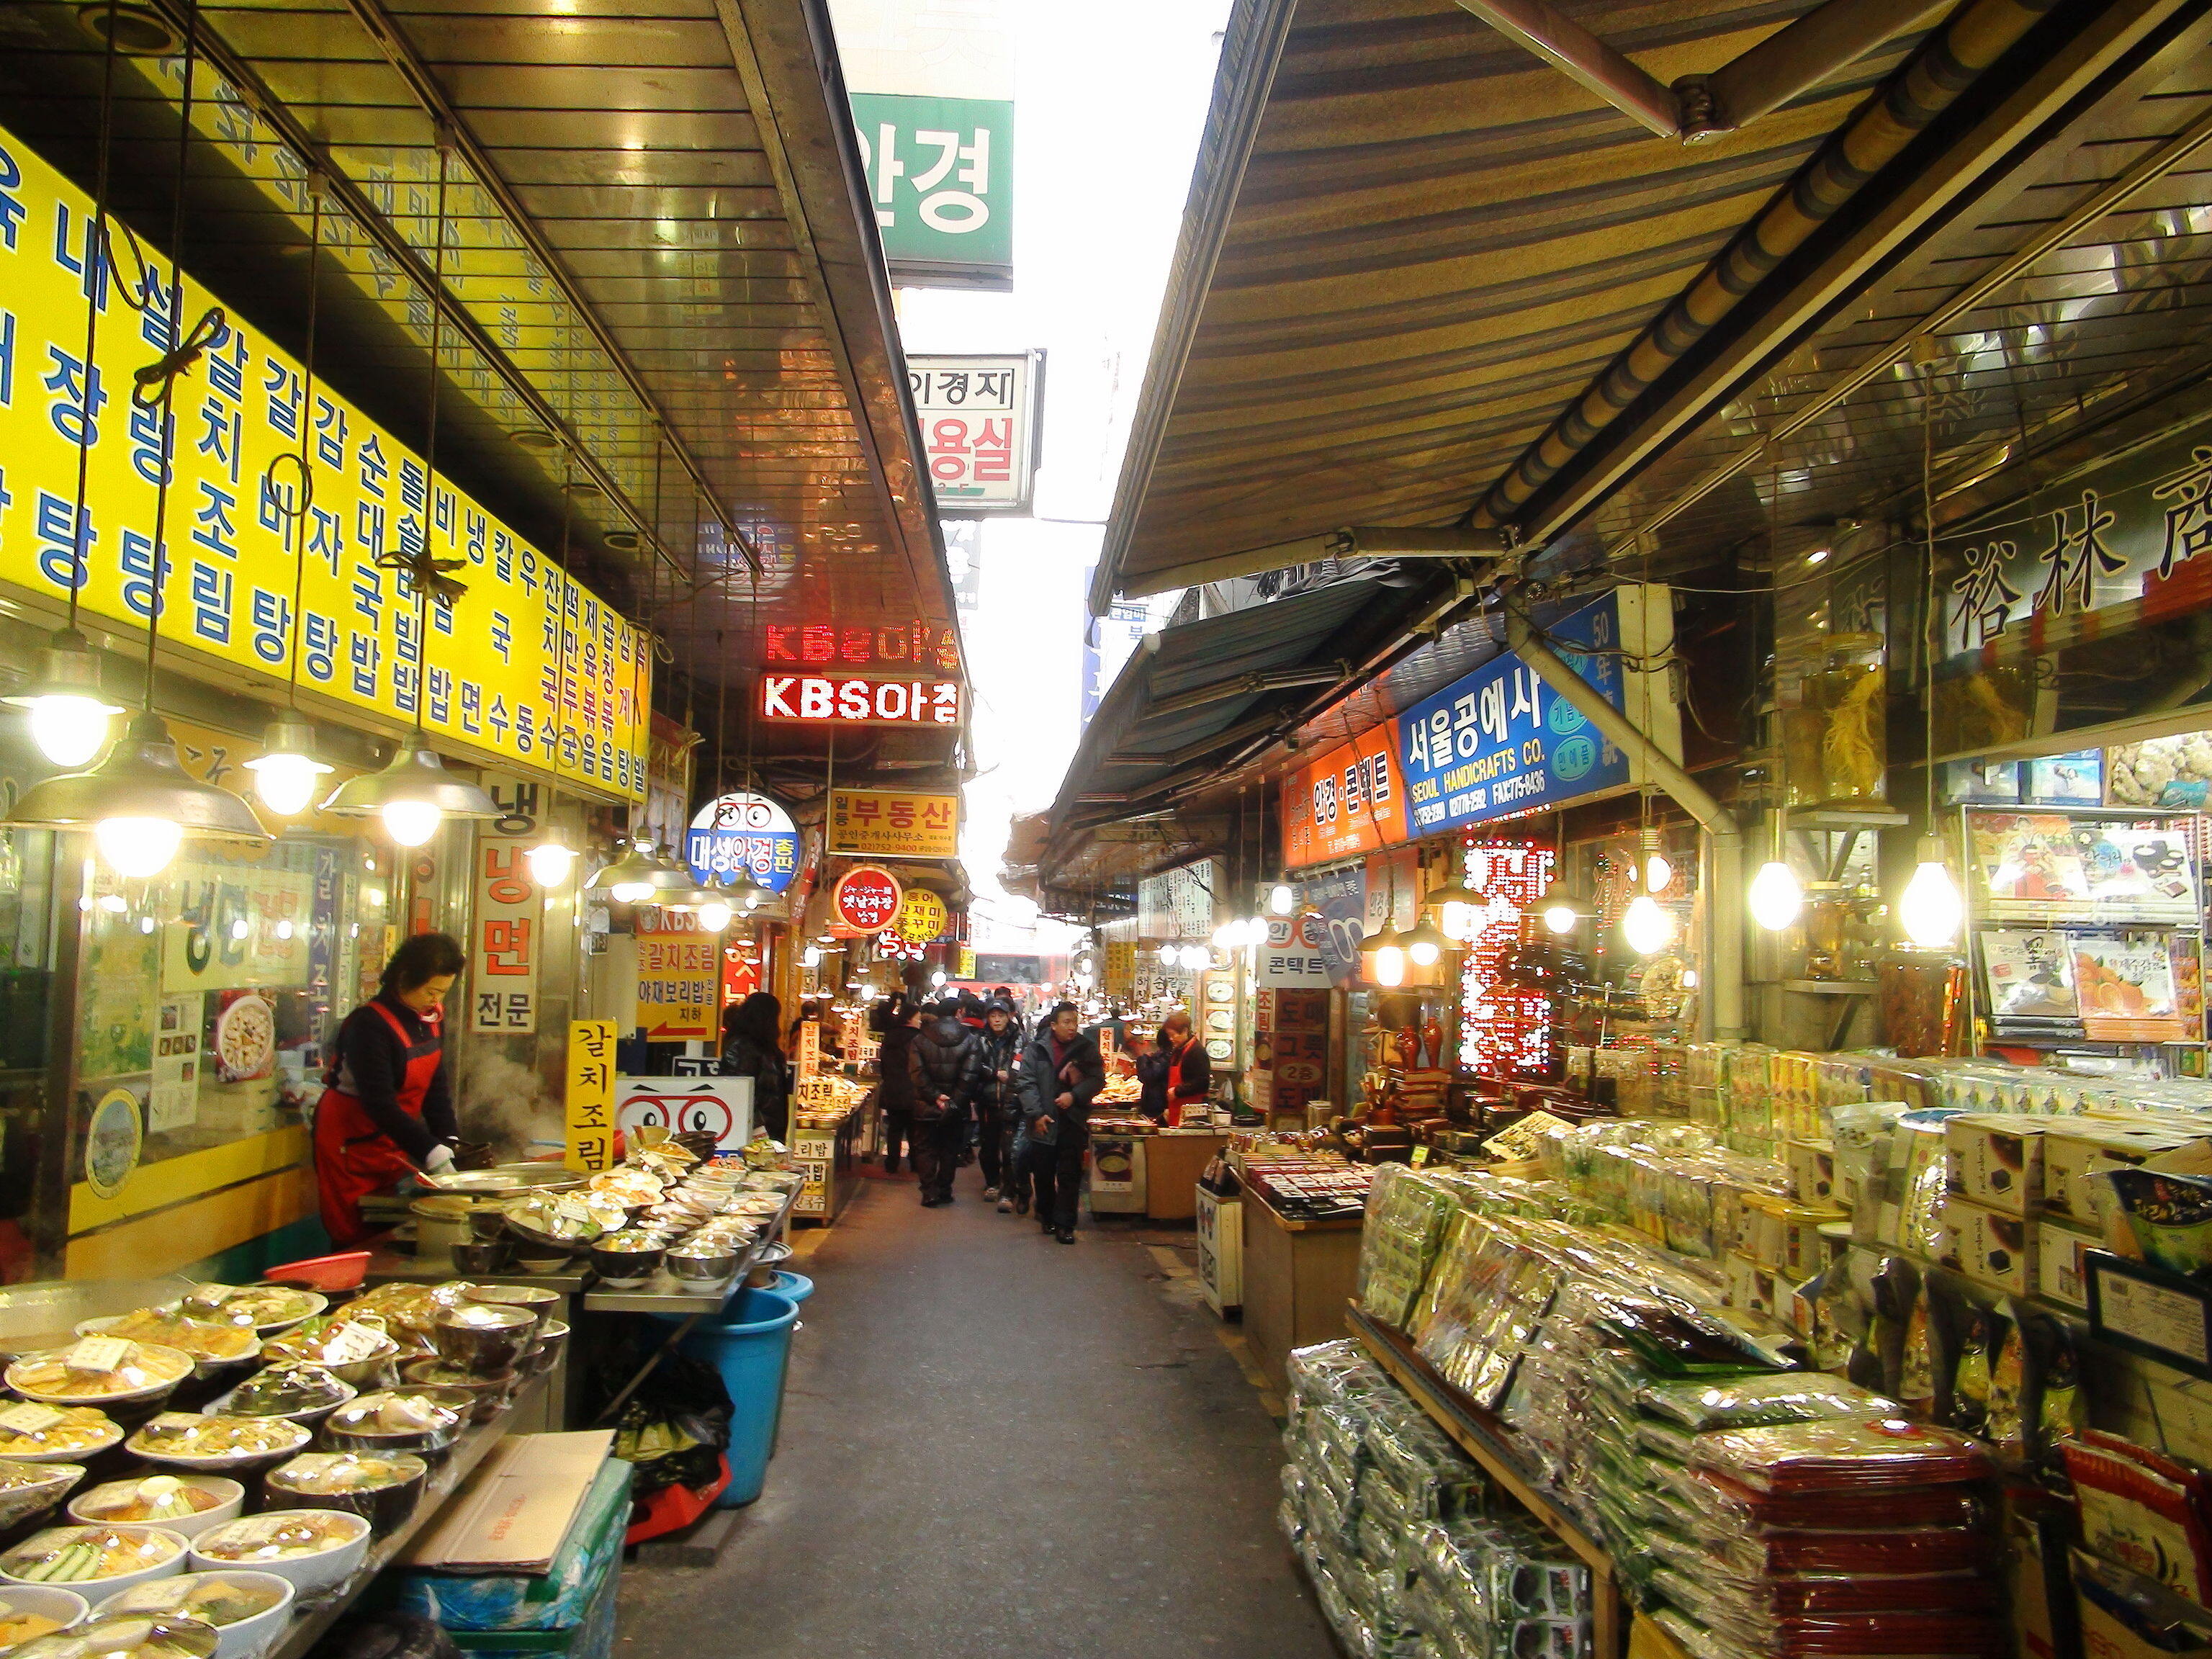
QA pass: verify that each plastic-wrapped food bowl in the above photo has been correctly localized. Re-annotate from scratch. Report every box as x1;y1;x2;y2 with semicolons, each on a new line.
94;1574;293;1659
0;1465;86;1531
261;1453;426;1532
187;1512;369;1598
66;1478;243;1541
0;1415;120;1468
124;1418;310;1480
0;1586;91;1653
9;1614;218;1659
0;1527;189;1596
4;1349;194;1414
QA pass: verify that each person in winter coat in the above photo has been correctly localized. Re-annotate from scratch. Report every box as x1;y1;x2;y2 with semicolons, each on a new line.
974;1000;1024;1210
906;999;982;1206
874;1000;924;1174
1156;1009;1212;1125
719;992;791;1142
1016;999;1106;1243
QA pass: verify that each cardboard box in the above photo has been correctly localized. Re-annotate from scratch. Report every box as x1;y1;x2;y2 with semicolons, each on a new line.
1945;1114;2046;1213
1942;1197;2035;1295
2039;1219;2100;1309
1785;1138;1839;1206
1725;1251;1777;1316
2077;1551;2212;1659
401;1431;614;1574
2044;1123;2200;1224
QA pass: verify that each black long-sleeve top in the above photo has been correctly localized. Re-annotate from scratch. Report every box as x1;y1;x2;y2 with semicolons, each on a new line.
328;994;457;1162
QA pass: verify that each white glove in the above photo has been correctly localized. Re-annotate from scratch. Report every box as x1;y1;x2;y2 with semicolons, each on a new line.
422;1144;457;1175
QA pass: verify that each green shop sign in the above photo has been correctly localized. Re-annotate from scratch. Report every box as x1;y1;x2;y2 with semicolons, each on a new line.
850;92;1014;287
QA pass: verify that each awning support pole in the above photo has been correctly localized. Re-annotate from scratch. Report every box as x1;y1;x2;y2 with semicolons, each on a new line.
1503;611;1745;1041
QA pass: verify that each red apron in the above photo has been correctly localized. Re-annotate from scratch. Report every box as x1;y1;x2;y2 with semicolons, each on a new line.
1166;1039;1202;1128
314;999;441;1247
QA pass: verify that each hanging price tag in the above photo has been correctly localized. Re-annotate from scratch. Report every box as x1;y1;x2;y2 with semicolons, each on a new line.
0;1403;63;1434
66;1336;130;1373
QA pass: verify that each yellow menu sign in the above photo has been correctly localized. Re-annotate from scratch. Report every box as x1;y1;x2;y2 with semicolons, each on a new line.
0;120;647;801
564;1019;617;1172
825;788;960;858
633;908;718;1041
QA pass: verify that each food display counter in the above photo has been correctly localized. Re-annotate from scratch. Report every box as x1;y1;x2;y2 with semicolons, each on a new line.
1141;1130;1231;1222
788;1103;866;1227
1238;1182;1366;1396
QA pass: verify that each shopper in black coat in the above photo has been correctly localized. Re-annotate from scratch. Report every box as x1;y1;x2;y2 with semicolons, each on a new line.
1016;1000;1107;1243
719;992;790;1143
974;1001;1025;1208
907;1002;981;1206
874;1000;924;1174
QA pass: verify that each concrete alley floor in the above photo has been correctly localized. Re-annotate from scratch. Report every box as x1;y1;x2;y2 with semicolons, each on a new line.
613;1167;1339;1659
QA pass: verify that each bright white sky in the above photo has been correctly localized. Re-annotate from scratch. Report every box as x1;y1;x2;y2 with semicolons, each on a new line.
878;0;1232;963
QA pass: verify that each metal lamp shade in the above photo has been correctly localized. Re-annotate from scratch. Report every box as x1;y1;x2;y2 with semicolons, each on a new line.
7;711;269;840
640;847;707;895
321;740;500;819
1;631;125;714
588;842;662;893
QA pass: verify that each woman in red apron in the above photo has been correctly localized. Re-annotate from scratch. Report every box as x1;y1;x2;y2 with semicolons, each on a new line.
314;933;467;1247
1159;1010;1212;1127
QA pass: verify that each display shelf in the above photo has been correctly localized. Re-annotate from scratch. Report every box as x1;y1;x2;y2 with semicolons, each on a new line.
1779;979;1879;995
1788;804;1910;830
261;1371;548;1659
1347;1306;1624;1659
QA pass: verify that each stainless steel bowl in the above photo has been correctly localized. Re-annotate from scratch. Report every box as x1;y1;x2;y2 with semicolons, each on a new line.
430;1304;535;1375
665;1249;738;1285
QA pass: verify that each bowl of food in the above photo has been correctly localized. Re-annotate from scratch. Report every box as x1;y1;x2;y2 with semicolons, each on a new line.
256;1323;397;1391
205;1370;353;1431
397;1363;511;1425
447;1242;511;1277
71;1321;254;1385
519;1321;567;1382
317;1394;462;1463
0;1587;89;1653
167;1290;324;1341
6;1348;194;1415
94;1573;292;1659
187;1512;369;1597
66;1480;240;1542
11;1615;217;1659
0;1465;84;1534
585;1236;663;1290
0;1413;119;1470
428;1306;534;1377
123;1418;309;1480
500;1195;613;1254
663;1245;737;1285
262;1452;426;1532
0;1527;187;1596
456;1287;558;1336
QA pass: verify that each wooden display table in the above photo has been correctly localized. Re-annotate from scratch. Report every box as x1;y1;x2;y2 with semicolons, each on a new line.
1143;1130;1230;1221
1239;1184;1364;1395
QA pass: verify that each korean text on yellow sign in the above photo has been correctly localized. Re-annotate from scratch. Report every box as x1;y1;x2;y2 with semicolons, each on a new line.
565;1019;617;1172
633;909;718;1042
825;788;961;858
0;120;647;801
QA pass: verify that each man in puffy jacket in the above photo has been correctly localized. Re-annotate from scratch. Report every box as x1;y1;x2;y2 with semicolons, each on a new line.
1016;1000;1106;1244
874;999;923;1174
907;999;982;1207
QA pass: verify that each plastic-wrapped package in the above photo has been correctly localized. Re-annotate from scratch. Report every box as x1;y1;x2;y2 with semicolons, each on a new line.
1691;1416;1993;1493
1637;1372;1898;1431
1357;1166;1465;1330
2062;1430;2212;1604
1364;1407;1484;1519
1277;1498;1305;1546
1678;1466;1990;1533
1289;1339;1394;1426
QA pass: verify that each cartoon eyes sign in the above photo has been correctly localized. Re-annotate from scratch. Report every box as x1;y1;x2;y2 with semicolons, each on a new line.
613;1079;754;1151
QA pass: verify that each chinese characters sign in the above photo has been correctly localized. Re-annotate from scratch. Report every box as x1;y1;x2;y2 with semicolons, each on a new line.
1282;724;1408;870
685;791;800;894
633;908;718;1041
832;866;903;935
907;353;1039;512
759;673;963;728
0;121;649;802
850;94;1013;284
469;799;541;1034
826;788;959;858
565;1019;616;1172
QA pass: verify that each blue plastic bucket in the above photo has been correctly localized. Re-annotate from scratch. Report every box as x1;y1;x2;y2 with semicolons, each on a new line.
765;1270;813;1305
675;1287;798;1506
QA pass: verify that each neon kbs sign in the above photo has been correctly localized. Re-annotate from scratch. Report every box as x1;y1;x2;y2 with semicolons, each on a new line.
763;623;961;674
759;674;963;728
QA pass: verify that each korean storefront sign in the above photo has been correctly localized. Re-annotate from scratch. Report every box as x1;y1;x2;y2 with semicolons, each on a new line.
850;95;1015;282
564;1019;616;1172
905;353;1039;511
894;886;948;945
613;1078;752;1154
469;788;542;1035
1282;724;1409;870
1256;910;1336;989
826;787;960;858
831;866;904;936
632;907;718;1041
161;862;313;993
764;621;961;674
758;672;963;729
0;120;649;802
1395;589;1678;835
684;791;801;894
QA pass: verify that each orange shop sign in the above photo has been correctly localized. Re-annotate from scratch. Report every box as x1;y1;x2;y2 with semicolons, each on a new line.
1282;725;1410;870
830;866;904;936
826;788;960;858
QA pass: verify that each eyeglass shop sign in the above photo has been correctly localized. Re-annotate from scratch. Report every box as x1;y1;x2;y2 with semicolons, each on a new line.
909;353;1041;513
852;94;1013;284
1394;589;1679;835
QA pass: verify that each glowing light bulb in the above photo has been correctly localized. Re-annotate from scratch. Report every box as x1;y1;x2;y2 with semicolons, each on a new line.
611;878;653;904
1179;945;1211;972
1269;884;1295;916
97;894;127;914
696;902;733;932
1374;945;1406;986
804;946;822;968
1157;943;1177;967
1441;902;1480;942
1644;851;1673;894
275;920;295;940
1408;938;1440;968
931;971;948;988
247;751;328;817
1899;837;1964;948
1748;860;1804;932
27;696;114;768
138;916;155;935
94;817;182;878
1541;902;1579;935
382;799;442;847
525;840;576;887
1622;894;1672;955
229;917;250;940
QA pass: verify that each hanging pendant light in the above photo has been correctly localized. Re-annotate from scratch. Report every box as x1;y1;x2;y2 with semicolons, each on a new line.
523;822;577;887
321;739;498;846
1426;870;1491;943
1537;879;1590;935
1621;893;1673;956
1267;881;1295;916
1640;824;1673;895
714;860;770;912
1899;835;1963;948
243;713;333;817
6;632;126;767
590;840;662;904
1363;920;1408;986
1750;809;1802;933
1156;943;1177;968
1402;917;1449;968
12;711;269;875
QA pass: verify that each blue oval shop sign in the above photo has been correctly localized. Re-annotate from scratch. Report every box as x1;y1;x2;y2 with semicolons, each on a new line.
686;791;800;894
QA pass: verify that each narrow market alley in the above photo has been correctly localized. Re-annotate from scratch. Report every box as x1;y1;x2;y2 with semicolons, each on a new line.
615;1177;1336;1659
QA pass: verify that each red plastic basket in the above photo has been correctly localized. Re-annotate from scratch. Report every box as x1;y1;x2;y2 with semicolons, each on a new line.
261;1251;370;1292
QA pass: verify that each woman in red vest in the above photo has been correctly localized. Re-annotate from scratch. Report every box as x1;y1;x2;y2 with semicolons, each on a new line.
1157;1010;1212;1126
313;933;467;1247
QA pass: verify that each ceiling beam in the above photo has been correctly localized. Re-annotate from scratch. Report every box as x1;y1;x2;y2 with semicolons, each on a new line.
1703;0;1955;129
1452;0;1681;136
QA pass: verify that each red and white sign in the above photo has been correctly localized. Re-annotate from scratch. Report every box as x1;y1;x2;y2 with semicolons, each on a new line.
469;775;544;1035
764;623;962;675
832;866;904;936
909;353;1039;513
759;673;963;728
